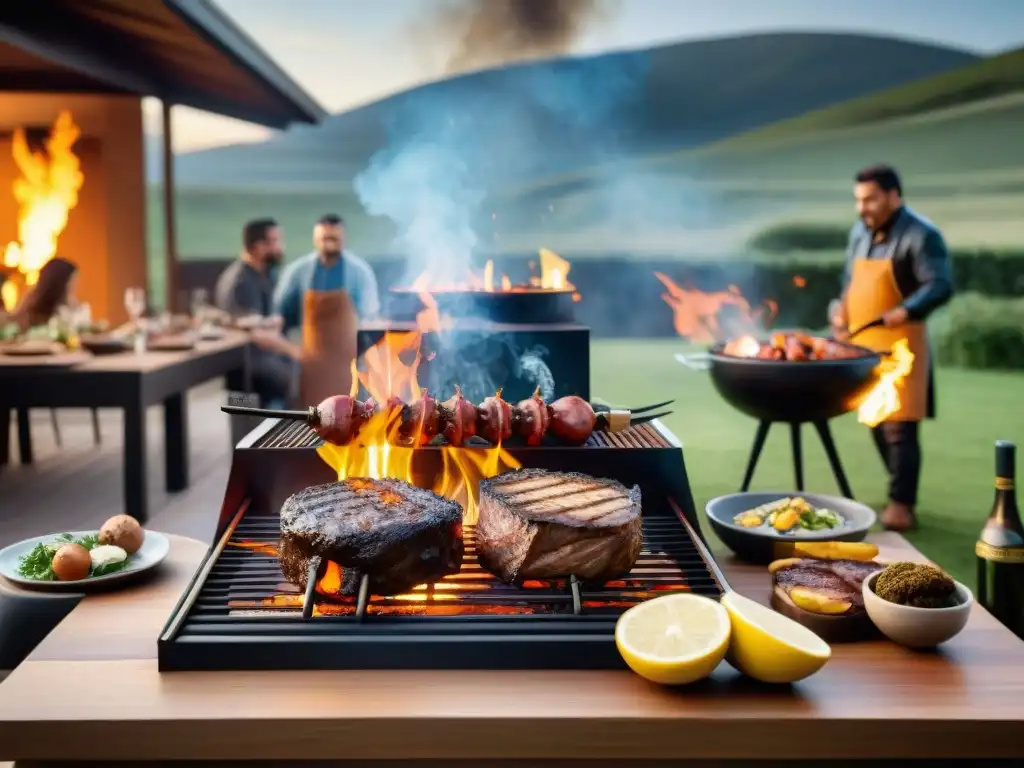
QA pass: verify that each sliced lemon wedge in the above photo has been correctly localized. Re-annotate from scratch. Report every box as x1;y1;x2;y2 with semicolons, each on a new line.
721;591;831;683
615;593;731;685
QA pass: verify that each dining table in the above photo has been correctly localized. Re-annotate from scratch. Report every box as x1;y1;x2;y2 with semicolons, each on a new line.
0;531;1021;766
0;333;251;522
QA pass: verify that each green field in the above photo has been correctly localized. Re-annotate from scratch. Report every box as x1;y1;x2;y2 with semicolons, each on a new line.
591;339;1024;586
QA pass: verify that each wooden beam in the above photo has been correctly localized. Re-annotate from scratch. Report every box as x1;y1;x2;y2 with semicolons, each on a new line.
162;101;178;312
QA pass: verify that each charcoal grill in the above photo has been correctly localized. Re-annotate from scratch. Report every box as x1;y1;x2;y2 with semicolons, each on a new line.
158;417;726;671
388;287;577;325
706;340;882;498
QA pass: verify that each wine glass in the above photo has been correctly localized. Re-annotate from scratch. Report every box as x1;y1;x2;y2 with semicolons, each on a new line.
124;287;147;353
125;287;147;323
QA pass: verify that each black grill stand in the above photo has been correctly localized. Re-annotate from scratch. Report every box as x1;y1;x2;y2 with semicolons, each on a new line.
740;420;854;498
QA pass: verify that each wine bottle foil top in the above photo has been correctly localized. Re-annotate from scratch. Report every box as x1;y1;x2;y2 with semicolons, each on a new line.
996;440;1017;480
978;524;1024;550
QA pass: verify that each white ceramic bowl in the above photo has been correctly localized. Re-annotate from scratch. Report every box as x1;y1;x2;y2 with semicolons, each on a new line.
862;570;972;648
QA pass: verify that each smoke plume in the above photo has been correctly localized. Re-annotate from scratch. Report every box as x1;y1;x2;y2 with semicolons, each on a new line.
427;0;616;74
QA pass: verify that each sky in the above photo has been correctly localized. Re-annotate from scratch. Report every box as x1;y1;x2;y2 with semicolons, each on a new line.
147;0;1024;153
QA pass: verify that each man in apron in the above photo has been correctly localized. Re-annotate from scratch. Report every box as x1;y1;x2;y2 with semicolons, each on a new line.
830;164;954;532
272;214;381;405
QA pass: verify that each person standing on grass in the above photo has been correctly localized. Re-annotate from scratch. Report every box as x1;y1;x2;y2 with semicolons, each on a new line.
829;164;954;532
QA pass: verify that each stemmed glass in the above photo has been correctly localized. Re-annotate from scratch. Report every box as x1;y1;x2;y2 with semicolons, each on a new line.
124;287;147;353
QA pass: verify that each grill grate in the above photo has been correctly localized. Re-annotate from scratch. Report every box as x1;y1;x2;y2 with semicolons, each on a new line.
160;497;725;671
250;418;671;450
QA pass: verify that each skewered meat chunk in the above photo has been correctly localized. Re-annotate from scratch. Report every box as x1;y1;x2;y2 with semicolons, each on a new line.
476;468;643;584
278;478;464;596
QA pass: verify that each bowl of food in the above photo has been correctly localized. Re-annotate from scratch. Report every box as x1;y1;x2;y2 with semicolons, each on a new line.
705;492;876;563
862;562;972;648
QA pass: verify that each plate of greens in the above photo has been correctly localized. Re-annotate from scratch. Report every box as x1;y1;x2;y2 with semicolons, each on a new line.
0;517;169;590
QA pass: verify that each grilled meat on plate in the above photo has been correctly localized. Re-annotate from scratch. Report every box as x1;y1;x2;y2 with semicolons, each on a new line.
476;468;643;584
279;478;464;596
771;557;883;614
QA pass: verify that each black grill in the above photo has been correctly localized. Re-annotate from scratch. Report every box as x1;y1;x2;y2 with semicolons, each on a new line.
159;495;726;671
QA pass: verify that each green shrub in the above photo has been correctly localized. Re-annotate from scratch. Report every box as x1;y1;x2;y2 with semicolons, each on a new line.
931;293;1024;370
748;222;850;253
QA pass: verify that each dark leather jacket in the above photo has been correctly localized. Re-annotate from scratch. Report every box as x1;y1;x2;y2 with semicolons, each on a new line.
841;206;955;321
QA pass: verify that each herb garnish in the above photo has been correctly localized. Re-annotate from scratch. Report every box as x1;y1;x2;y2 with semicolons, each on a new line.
15;533;129;580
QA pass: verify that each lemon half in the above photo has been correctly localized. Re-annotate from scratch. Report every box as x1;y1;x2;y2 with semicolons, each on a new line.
722;591;832;683
615;593;731;685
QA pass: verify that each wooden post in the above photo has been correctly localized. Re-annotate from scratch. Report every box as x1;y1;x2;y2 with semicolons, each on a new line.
161;101;178;312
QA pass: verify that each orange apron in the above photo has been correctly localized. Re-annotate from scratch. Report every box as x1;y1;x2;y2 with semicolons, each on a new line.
844;258;929;422
300;290;358;406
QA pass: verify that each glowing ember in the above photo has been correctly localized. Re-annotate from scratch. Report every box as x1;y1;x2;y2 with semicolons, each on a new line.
655;272;777;344
315;331;521;528
793;275;807;288
857;339;915;427
2;111;84;310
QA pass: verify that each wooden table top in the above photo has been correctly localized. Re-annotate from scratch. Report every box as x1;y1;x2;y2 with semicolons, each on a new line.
0;532;1022;763
0;334;247;373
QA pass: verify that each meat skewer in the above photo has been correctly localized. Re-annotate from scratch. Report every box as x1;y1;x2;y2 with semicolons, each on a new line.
221;391;673;447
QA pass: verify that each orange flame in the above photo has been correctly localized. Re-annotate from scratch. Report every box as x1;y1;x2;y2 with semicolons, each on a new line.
408;248;576;296
2;111;84;310
857;339;915;426
655;273;777;344
793;275;807;288
315;331;520;526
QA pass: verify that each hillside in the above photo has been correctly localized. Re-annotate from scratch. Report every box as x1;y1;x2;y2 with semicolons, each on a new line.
479;47;1024;254
172;32;976;191
705;46;1024;150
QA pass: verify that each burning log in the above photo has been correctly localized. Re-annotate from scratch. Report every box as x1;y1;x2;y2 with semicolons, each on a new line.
221;391;673;447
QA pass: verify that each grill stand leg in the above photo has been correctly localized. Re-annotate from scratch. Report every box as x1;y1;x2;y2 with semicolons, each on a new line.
790;423;804;490
739;421;771;491
814;420;855;498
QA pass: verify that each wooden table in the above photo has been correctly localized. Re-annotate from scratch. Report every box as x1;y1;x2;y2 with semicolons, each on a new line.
0;532;1021;765
0;336;249;522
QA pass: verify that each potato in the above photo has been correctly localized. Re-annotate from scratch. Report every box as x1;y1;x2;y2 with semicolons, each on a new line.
98;515;145;554
52;543;92;581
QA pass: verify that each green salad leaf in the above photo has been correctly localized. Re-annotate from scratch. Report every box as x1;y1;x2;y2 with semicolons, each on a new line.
15;532;126;580
798;508;843;531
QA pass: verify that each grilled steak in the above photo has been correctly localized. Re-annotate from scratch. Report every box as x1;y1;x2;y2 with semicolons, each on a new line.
771;557;883;613
476;468;643;584
279;478;464;596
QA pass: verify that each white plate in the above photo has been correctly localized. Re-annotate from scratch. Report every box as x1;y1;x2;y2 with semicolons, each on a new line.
0;530;170;590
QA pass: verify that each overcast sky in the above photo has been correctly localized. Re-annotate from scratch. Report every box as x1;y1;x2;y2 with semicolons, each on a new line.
148;0;1024;153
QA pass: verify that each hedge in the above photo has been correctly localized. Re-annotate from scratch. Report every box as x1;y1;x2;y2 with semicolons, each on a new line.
931;293;1024;371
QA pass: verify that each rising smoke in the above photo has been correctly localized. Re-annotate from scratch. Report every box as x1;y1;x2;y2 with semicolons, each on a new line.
351;0;645;396
428;0;616;74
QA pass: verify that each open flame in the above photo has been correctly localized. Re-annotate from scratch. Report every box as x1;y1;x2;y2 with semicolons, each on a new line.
1;111;83;310
314;330;521;596
857;339;915;427
315;330;521;523
655;272;777;344
407;247;580;299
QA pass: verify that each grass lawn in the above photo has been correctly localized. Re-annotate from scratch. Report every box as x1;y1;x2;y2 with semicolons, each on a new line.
590;339;1024;586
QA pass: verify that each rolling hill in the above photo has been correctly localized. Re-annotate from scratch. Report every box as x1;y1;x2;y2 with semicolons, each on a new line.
171;32;977;192
485;47;1024;254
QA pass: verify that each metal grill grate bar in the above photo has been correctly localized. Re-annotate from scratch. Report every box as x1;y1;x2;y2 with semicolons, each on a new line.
178;505;719;631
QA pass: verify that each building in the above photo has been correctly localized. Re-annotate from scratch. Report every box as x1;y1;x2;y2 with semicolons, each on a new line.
0;0;326;322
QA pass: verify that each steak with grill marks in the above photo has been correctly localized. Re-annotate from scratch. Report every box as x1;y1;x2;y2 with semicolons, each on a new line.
476;468;643;584
278;478;464;596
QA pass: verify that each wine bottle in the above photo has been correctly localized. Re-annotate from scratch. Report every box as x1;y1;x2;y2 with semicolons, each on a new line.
976;440;1024;640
